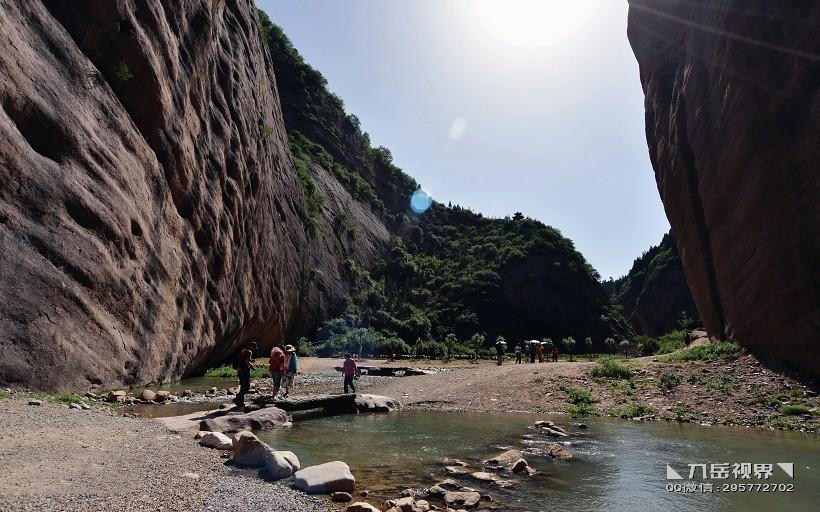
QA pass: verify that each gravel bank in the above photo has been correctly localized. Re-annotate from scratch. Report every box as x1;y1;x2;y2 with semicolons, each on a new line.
0;398;330;511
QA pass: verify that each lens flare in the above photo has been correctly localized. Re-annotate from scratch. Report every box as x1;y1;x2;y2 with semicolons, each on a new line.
410;188;433;214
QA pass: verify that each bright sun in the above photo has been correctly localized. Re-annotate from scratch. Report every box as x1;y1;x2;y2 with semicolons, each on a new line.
470;0;599;47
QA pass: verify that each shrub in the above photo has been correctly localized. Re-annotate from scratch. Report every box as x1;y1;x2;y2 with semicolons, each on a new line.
296;337;316;357
658;371;681;392
0;390;10;399
567;403;599;417
706;373;740;394
620;402;653;418
778;405;811;416
114;60;133;81
686;371;705;385
661;341;742;361
657;330;686;354
590;358;633;380
205;364;268;379
635;335;659;356
564;387;594;405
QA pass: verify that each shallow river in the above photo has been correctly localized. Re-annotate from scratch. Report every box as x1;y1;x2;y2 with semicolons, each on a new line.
256;411;819;512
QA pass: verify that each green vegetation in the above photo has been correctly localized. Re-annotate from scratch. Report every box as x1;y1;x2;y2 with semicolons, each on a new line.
705;373;740;394
296;337;316;357
205;364;269;379
0;390;11;399
28;392;87;404
686;371;705;385
661;341;742;361
590;358;633;381
779;405;811;416
657;330;686;354
617;402;654;418
634;335;658;356
114;60;133;81
562;386;599;416
658;371;681;392
289;136;325;232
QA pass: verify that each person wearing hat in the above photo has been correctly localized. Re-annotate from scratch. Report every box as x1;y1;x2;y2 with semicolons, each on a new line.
233;341;257;407
280;344;299;398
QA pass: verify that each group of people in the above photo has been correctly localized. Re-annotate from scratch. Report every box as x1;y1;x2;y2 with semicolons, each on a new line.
231;341;299;406
513;342;559;364
231;342;359;406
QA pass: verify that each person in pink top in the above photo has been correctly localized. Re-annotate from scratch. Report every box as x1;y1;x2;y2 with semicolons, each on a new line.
269;343;286;398
342;353;358;394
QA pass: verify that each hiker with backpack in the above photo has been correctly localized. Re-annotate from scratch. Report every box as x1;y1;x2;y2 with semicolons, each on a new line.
233;341;257;407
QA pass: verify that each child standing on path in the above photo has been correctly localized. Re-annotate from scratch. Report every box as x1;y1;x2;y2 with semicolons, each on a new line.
280;344;298;397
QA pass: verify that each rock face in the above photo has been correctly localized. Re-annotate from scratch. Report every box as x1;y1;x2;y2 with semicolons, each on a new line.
612;233;698;336
627;0;820;373
0;0;388;390
200;406;289;432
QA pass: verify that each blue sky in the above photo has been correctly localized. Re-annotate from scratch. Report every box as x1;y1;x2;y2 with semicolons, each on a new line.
256;0;669;279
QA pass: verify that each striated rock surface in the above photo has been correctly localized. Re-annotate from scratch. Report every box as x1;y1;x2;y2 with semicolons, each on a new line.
628;0;820;373
0;0;387;390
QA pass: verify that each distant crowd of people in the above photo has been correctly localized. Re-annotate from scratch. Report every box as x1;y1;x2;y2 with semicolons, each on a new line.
499;341;559;366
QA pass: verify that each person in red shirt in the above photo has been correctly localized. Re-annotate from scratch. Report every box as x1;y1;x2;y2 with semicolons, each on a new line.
342;353;358;394
269;343;286;398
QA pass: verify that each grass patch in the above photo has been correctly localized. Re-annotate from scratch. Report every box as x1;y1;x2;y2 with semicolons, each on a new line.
779;405;811;416
658;371;681;392
567;403;599;417
28;392;87;404
618;402;654;418
563;386;594;405
705;373;740;394
0;390;10;399
204;362;269;379
686;371;705;385
590;358;633;381
660;341;742;362
657;330;686;354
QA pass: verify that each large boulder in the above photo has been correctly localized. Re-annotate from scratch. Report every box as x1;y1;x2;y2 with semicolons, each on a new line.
263;449;298;480
139;389;156;401
293;461;355;494
232;431;270;467
627;0;820;374
201;407;289;432
354;394;401;413
486;449;522;466
548;443;573;461
198;431;233;450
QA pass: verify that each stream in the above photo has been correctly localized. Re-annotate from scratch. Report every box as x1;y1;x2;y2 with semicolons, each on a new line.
256;410;818;512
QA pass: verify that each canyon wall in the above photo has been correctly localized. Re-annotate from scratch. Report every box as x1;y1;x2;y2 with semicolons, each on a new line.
627;0;820;373
0;0;385;390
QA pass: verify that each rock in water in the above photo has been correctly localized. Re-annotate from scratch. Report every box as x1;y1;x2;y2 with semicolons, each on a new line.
198;432;233;450
232;431;270;467
139;390;156;401
486;449;522;466
331;492;352;503
443;491;481;509
627;0;820;374
263;449;297;480
278;450;301;471
200;407;289;432
293;461;355;494
354;394;401;412
548;443;573;461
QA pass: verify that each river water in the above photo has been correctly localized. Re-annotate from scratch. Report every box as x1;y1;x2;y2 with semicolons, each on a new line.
256;411;819;512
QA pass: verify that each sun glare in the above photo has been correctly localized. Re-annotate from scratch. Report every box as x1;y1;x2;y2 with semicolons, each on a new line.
470;0;599;47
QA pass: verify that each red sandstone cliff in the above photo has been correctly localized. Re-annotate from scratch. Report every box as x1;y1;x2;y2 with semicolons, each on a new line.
627;0;820;373
0;0;387;389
